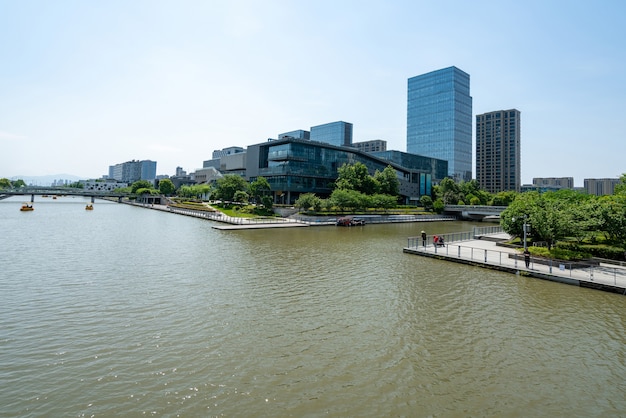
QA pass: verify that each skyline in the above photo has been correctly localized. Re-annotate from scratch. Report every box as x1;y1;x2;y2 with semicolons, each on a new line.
1;1;625;187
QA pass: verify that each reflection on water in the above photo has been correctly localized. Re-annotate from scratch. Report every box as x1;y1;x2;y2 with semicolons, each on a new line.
0;197;624;416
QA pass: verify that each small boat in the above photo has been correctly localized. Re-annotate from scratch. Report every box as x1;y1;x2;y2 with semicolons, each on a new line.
20;203;34;211
85;204;93;210
336;217;365;226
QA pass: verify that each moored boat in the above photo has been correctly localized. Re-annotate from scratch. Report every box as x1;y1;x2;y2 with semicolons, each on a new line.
336;217;365;226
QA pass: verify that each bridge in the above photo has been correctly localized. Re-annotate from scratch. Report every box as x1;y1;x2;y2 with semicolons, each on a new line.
0;186;133;203
443;205;507;220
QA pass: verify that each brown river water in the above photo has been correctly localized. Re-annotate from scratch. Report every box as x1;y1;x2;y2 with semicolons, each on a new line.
1;197;624;417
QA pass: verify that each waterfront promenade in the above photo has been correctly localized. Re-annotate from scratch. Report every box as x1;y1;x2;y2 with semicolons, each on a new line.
404;233;626;295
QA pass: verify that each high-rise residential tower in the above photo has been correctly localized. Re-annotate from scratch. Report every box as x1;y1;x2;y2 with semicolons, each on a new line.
475;109;521;193
407;66;473;181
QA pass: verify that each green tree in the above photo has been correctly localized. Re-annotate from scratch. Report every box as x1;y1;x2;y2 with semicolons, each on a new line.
420;195;433;211
233;190;249;203
615;173;626;195
371;193;396;210
438;177;461;204
598;194;626;243
248;177;271;204
295;193;320;211
12;179;26;188
158;179;175;196
0;178;11;189
335;162;379;195
131;180;154;194
374;165;400;196
490;191;517;206
214;174;248;201
501;191;576;249
433;198;445;214
261;195;273;210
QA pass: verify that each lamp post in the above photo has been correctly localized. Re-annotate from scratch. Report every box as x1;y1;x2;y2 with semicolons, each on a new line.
513;216;529;251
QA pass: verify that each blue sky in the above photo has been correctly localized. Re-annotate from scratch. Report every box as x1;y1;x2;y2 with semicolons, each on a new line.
1;0;624;186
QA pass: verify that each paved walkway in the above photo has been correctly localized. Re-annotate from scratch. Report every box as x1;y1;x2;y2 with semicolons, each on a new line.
404;233;626;295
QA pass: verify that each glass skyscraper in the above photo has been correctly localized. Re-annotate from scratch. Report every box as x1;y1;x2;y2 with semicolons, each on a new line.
310;121;353;147
407;66;472;181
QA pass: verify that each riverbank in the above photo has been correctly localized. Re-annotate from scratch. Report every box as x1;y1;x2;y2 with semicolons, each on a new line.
119;199;457;228
404;232;626;295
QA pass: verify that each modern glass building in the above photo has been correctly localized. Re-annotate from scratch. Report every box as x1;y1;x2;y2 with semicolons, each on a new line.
245;138;446;205
278;130;310;140
310;121;353;147
407;66;472;181
476;109;521;193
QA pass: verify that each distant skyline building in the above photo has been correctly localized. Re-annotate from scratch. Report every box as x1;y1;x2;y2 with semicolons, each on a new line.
353;139;387;153
310;121;353;147
278;130;310;140
476;109;521;193
212;146;244;159
407;66;473;181
108;159;156;183
532;177;574;189
584;178;620;196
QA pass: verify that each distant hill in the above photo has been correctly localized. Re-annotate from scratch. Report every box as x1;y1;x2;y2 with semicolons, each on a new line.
9;174;88;187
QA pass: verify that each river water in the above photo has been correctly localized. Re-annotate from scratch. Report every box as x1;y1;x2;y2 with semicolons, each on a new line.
0;196;624;417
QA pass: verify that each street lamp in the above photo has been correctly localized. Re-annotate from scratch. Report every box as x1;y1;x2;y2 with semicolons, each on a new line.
513;216;530;251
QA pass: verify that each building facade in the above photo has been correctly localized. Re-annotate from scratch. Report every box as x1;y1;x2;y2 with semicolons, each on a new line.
310;121;353;147
278;130;310;140
245;137;446;205
407;66;473;181
212;147;244;159
108;160;156;183
353;140;387;153
532;177;574;189
475;109;521;193
584;178;620;196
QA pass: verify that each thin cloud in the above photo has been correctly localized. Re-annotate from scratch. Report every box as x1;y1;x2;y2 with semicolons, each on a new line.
0;131;27;141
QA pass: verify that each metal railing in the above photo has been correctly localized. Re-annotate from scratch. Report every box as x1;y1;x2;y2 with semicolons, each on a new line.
407;226;505;248
408;240;626;289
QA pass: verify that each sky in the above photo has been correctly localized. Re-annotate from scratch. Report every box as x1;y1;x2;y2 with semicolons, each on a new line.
1;0;624;186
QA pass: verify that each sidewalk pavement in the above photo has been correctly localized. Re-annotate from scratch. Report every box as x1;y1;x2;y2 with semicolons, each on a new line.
404;234;626;295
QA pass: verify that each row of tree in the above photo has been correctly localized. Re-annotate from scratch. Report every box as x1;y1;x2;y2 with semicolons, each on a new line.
501;187;626;251
0;178;26;189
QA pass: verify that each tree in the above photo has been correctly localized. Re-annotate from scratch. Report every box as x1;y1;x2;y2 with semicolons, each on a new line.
433;198;445;214
500;191;576;249
335;162;379;195
233;190;249;203
214;174;248;201
158;179;175;196
295;193;320;211
248;177;271;204
438;177;462;204
420;195;433;211
598;194;626;243
131;180;154;194
0;178;11;189
615;173;626;195
12;179;26;188
374;165;400;196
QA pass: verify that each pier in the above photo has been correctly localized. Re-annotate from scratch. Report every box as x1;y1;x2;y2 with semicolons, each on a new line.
404;231;626;295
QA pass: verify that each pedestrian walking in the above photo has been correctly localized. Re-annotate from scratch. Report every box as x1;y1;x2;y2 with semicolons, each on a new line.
524;248;531;268
421;231;427;247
